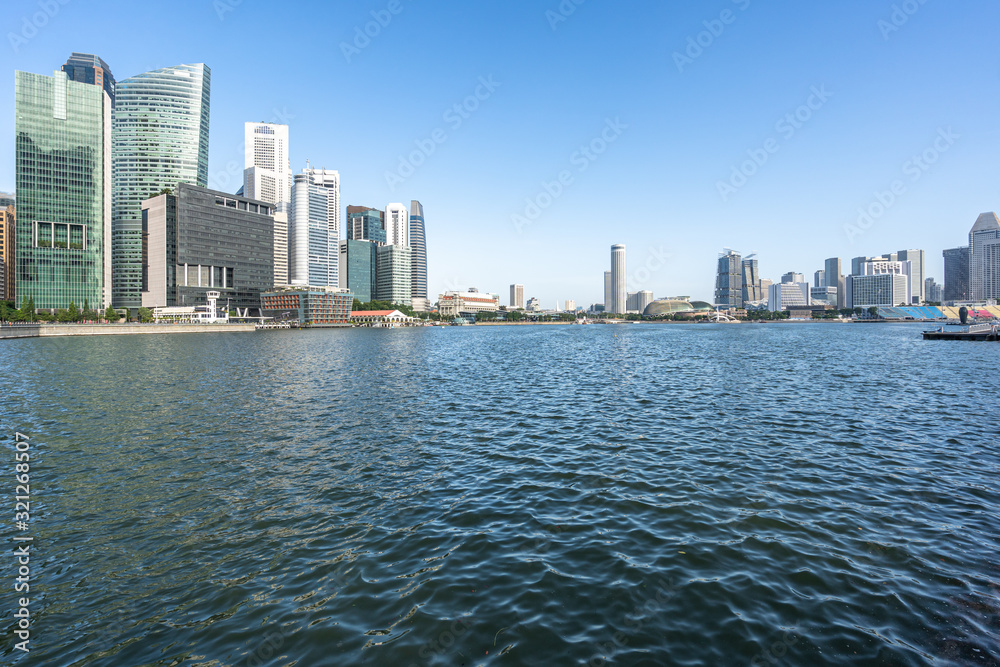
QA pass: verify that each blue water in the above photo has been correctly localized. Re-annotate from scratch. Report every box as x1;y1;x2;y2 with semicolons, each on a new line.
1;323;998;666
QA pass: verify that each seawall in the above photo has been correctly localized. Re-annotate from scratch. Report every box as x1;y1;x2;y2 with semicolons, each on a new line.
0;323;256;339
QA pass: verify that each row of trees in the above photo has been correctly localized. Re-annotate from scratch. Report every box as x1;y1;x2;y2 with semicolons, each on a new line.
0;298;156;323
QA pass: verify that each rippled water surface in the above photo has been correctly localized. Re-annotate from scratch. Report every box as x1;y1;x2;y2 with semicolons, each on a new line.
1;323;999;666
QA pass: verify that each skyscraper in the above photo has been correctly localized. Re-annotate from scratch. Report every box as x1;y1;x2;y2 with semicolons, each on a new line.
244;122;291;287
824;257;845;309
741;257;760;304
611;244;626;315
339;240;377;303
603;271;612;312
61;53;115;105
385;203;409;247
409;201;427;300
715;250;742;308
968;212;1000;301
15;69;112;310
375;245;412;305
347;206;386;244
814;270;825;288
290;167;340;287
942;246;970;303
896;249;925;304
112;63;211;309
510;284;524;309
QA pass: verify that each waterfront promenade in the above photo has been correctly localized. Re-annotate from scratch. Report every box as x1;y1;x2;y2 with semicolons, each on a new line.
0;323;256;339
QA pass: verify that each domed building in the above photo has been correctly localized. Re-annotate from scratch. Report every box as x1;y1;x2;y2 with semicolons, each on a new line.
642;299;713;318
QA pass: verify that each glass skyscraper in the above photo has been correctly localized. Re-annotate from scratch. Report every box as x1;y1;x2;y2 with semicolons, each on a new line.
15;70;111;311
346;206;386;244
715;250;743;308
339;239;377;303
943;246;970;303
112;63;210;309
409;200;427;300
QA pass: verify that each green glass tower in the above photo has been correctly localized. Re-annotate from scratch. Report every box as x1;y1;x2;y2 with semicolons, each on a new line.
112;63;210;309
15;70;111;311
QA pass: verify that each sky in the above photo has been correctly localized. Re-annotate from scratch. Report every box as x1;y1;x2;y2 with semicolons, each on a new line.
1;0;998;306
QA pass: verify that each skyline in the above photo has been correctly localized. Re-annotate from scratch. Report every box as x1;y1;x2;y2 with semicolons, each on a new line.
1;0;998;304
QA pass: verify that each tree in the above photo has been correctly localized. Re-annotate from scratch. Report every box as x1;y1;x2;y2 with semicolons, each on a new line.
138;307;154;323
26;297;36;322
352;298;364;312
868;306;879;319
104;305;120;322
67;301;80;322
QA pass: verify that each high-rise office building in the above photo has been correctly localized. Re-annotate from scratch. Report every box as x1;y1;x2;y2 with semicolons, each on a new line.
112;63;211;309
565;300;576;312
140;183;274;314
626;290;654;313
611;244;627;315
768;281;810;311
943;246;970;303
0;207;14;301
375;245;412;305
968;212;1000;301
409;201;427;300
741;258;761;304
824;257;845;309
0;193;14;208
510;284;525;309
243;122;291;287
290;167;340;287
781;272;805;284
859;258;913;304
604;271;612;311
61;53;115;105
339;239;377;303
847;274;909;309
385;203;409;247
15;70;112;311
347;206;386;244
924;278;943;304
895;249;925;303
715;250;742;308
814;270;825;288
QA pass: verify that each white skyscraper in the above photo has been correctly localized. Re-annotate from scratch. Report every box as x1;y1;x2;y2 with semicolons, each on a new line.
244;123;291;286
385;203;409;247
896;249;925;304
510;284;525;309
969;212;1000;301
611;244;626;315
289;167;340;287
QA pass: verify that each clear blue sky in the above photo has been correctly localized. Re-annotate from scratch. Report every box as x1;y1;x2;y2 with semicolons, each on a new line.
2;0;997;305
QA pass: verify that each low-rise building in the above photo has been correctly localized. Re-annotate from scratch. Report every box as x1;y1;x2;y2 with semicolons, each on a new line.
350;309;419;327
438;290;500;318
260;287;354;326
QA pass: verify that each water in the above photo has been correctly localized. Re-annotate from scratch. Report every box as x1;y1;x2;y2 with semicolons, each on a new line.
1;323;998;666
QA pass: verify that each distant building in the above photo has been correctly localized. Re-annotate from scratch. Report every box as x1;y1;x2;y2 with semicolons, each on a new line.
741;257;761;304
603;271;612;312
611;244;626;314
715;250;742;308
112;63;211;309
814;270;825;288
627;290;653;313
942;246;970;303
781;272;805;284
896;249;925;303
768;282;810;311
261;288;354;326
290;167;340;287
409;201;427;300
924;278;943;303
565;299;576;312
339;239;377;303
243;122;292;287
346;206;386;244
810;286;838;307
857;258;913;304
824;257;845;309
438;290;499;318
527;296;542;312
15;69;112;311
0;207;13;301
61;52;115;105
0;193;14;209
375;245;412;306
969;212;1000;301
510;284;524;309
847;274;909;309
141;184;274;315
